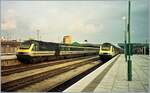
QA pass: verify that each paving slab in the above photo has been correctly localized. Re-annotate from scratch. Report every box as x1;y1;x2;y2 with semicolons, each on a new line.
94;55;149;92
1;55;16;60
64;54;149;92
64;55;120;92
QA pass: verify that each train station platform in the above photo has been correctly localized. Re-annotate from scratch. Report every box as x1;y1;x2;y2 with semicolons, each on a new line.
1;55;20;66
1;55;16;60
64;54;149;92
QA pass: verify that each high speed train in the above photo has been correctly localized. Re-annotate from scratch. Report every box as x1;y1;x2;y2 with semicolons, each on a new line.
99;43;122;59
16;40;99;63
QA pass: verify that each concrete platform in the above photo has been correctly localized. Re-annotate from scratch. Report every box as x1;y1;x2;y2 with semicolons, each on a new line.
1;53;16;56
1;55;20;66
1;55;16;60
64;54;149;92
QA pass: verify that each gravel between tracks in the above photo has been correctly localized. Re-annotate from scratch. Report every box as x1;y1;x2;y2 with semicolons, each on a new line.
17;61;100;92
2;55;96;76
2;56;98;84
2;56;99;91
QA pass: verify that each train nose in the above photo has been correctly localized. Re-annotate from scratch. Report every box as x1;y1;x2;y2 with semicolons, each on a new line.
103;53;109;55
16;52;30;55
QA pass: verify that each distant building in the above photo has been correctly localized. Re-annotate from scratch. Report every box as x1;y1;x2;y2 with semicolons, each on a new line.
63;35;72;44
72;42;80;46
1;40;21;54
118;43;149;55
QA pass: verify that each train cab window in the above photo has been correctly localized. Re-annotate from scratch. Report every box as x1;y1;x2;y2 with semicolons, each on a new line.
101;44;111;51
66;47;70;51
20;41;32;49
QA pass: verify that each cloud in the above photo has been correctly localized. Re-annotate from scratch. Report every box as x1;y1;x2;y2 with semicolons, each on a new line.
1;19;16;31
69;21;102;34
1;1;148;43
1;9;16;31
7;9;16;18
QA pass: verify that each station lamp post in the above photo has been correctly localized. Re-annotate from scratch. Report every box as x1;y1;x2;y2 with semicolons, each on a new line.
127;0;132;81
122;16;127;62
36;29;40;41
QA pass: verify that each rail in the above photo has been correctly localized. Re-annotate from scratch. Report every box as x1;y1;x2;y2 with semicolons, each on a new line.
2;57;99;91
2;55;97;76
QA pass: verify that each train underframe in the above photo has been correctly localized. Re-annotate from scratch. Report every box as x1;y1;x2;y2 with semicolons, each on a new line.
17;52;98;63
99;53;118;62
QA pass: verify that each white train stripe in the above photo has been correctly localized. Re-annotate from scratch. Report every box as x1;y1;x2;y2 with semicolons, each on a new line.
31;51;55;56
30;50;98;56
60;51;98;55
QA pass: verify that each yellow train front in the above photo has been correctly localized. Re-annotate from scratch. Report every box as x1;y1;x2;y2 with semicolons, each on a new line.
16;40;34;62
99;43;120;60
16;40;59;63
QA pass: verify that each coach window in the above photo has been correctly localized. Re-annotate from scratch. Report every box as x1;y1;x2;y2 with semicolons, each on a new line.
67;47;70;51
75;47;79;51
61;47;64;51
70;47;73;51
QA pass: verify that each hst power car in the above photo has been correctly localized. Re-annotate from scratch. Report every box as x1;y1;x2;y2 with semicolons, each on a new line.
99;43;121;59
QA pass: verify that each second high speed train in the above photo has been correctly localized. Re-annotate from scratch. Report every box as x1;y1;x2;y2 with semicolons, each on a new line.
99;43;122;59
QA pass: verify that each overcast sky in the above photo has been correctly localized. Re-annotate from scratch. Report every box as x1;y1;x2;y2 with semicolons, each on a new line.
1;0;148;44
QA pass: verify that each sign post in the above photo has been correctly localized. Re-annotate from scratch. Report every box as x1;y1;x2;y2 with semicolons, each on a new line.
127;0;132;81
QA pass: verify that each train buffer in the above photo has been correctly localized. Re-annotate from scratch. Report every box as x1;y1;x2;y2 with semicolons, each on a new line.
64;54;149;92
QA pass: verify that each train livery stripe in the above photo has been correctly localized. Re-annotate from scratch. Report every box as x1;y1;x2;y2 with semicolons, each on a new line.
17;50;99;57
60;51;98;55
30;51;55;56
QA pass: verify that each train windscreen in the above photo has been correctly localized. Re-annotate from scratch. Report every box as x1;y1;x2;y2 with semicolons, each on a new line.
20;41;32;49
101;44;111;51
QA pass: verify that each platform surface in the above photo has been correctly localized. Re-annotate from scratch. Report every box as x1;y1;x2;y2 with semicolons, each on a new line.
64;54;149;92
1;55;16;60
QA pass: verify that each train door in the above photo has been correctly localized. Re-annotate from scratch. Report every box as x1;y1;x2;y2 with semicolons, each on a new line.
55;44;60;58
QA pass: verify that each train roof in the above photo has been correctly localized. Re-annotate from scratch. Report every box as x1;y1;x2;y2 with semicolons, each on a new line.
23;40;59;44
101;42;123;49
23;40;99;48
60;44;99;49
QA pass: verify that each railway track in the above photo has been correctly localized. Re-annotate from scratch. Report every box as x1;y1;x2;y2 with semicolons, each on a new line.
2;57;99;92
49;54;120;92
2;55;96;76
49;61;103;92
